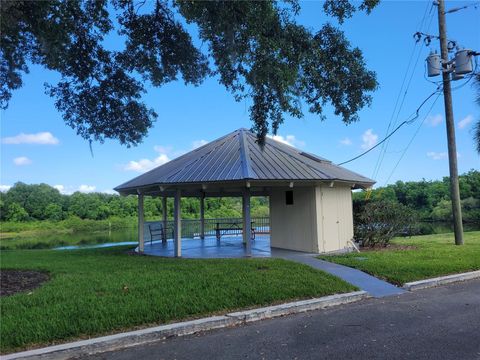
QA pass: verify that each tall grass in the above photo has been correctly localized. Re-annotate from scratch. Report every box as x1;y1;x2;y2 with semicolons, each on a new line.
1;217;137;234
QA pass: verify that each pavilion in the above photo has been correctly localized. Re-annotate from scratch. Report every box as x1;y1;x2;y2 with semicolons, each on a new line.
114;128;375;257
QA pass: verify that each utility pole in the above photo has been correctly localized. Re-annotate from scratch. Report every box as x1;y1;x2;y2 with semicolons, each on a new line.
436;0;464;245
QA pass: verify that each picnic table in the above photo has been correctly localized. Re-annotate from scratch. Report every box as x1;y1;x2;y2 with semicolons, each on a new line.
215;221;256;241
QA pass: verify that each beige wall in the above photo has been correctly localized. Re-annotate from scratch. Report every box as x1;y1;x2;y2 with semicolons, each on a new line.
315;185;353;252
269;187;319;252
270;184;353;253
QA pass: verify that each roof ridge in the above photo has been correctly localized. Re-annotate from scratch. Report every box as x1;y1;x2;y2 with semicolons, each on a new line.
163;131;237;182
239;129;255;179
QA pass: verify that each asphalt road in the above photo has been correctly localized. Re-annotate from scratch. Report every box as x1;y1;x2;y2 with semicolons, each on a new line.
87;280;480;360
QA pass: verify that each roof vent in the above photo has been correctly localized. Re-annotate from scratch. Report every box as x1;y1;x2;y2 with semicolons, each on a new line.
300;152;329;163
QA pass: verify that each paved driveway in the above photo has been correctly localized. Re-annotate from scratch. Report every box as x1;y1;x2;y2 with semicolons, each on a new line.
86;280;480;360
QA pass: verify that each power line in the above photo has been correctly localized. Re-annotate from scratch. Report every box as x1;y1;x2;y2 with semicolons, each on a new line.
374;40;426;172
371;1;435;180
370;41;419;178
382;93;442;185
337;87;442;166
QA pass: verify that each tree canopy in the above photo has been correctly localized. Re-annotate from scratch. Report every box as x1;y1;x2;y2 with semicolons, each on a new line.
0;182;270;221
352;169;480;223
1;0;378;146
1;170;478;224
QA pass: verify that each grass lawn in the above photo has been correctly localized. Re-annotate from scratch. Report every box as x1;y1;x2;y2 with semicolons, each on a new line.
0;247;356;353
319;231;480;286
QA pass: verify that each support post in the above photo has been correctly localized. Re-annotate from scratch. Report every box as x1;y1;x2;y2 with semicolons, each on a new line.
137;193;144;253
162;196;167;244
437;0;464;245
200;192;205;240
242;188;252;257
174;189;182;257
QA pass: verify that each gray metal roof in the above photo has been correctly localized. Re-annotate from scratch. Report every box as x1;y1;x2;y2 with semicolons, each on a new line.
115;128;375;193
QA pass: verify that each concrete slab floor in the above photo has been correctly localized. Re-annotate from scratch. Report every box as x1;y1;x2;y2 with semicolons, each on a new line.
141;235;272;258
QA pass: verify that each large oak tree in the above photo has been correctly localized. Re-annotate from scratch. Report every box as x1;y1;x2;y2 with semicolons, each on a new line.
1;0;378;146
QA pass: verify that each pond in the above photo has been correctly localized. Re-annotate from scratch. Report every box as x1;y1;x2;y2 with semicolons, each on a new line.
0;228;138;250
1;221;478;250
413;221;480;235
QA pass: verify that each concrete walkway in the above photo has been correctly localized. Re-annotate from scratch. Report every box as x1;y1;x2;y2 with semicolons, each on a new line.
272;249;406;298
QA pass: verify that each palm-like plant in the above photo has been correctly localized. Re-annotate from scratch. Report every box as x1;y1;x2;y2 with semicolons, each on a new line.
475;74;480;154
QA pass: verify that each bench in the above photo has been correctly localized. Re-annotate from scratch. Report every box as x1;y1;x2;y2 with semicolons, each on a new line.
148;223;173;245
215;221;256;241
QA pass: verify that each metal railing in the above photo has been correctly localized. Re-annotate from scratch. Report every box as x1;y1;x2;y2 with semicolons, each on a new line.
145;217;269;241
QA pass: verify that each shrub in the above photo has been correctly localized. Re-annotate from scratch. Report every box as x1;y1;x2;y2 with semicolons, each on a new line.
354;200;415;247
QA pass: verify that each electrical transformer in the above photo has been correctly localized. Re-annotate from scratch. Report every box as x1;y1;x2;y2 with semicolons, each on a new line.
454;49;473;75
427;52;442;77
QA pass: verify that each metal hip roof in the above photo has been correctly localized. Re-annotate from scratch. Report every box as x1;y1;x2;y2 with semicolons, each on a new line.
115;128;375;193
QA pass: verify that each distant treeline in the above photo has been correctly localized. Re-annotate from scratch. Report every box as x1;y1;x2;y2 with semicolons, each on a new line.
1;170;478;224
0;183;269;222
353;169;480;223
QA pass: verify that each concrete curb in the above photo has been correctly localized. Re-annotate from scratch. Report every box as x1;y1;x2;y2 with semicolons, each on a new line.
403;270;480;291
227;291;368;323
3;291;368;360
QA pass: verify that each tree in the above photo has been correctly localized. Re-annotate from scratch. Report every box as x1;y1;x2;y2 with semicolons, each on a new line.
1;0;378;145
3;182;63;220
45;203;65;221
5;202;29;222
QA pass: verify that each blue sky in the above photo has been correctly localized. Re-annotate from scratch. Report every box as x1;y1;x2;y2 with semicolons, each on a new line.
1;0;479;194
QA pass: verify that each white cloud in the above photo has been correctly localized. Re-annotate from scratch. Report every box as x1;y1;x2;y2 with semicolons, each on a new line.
54;184;98;194
192;139;208;149
0;185;11;192
53;185;67;194
78;185;96;193
361;129;378;150
102;189;117;195
124;154;170;172
340;137;352;146
268;134;306;148
458;115;473;129
426;114;443;127
153;145;173;154
427;151;448;160
124;145;171;173
124;142;207;172
2;132;59;145
13;156;32;166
